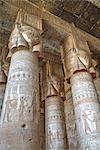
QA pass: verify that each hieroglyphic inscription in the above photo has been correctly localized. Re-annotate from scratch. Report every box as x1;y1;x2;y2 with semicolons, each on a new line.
0;50;40;150
71;72;100;149
45;96;67;150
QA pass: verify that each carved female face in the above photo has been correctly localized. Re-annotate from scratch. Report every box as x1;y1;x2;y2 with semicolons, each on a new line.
21;25;40;47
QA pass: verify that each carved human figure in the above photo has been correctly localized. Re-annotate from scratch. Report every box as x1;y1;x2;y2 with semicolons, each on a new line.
0;14;41;150
5;98;20;122
82;110;97;134
60;29;100;149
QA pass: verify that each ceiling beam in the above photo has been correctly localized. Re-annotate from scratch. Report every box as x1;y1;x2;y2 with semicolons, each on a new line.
2;0;100;52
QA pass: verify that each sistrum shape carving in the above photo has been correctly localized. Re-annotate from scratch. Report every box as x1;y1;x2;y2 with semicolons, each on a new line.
8;23;42;54
61;28;96;81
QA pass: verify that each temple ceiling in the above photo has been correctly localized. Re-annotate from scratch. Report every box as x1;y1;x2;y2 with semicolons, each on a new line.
29;0;100;38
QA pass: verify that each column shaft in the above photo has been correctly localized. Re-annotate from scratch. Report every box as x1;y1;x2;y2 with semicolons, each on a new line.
71;71;100;149
94;77;100;103
0;50;40;150
64;79;78;149
64;98;78;149
60;31;100;149
45;95;67;150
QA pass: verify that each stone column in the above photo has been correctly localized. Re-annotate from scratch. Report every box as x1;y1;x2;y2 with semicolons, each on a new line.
0;62;6;117
45;62;67;150
64;81;78;150
94;77;100;103
61;33;100;149
71;71;100;149
60;45;78;150
0;24;41;150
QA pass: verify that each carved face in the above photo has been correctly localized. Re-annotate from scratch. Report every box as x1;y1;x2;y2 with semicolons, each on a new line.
9;24;41;51
21;25;40;47
8;24;28;50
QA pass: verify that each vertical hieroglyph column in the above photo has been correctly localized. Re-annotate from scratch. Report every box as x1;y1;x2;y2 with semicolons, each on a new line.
0;22;42;149
61;31;100;149
0;62;6;117
45;62;67;150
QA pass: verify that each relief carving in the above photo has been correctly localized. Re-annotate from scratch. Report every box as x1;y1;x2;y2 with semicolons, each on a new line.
46;61;61;97
82;110;97;134
45;62;67;150
60;26;100;149
70;71;100;148
61;31;96;80
47;127;55;149
0;10;41;150
4;98;20;122
85;143;99;150
4;89;37;123
65;45;91;78
47;126;66;149
8;22;42;54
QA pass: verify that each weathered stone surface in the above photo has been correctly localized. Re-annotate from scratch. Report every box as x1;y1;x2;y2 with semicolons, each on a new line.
0;50;40;150
94;77;100;102
45;62;67;150
61;29;100;149
64;81;78;150
71;72;100;149
0;2;100;149
64;99;78;150
45;96;67;150
1;0;100;59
